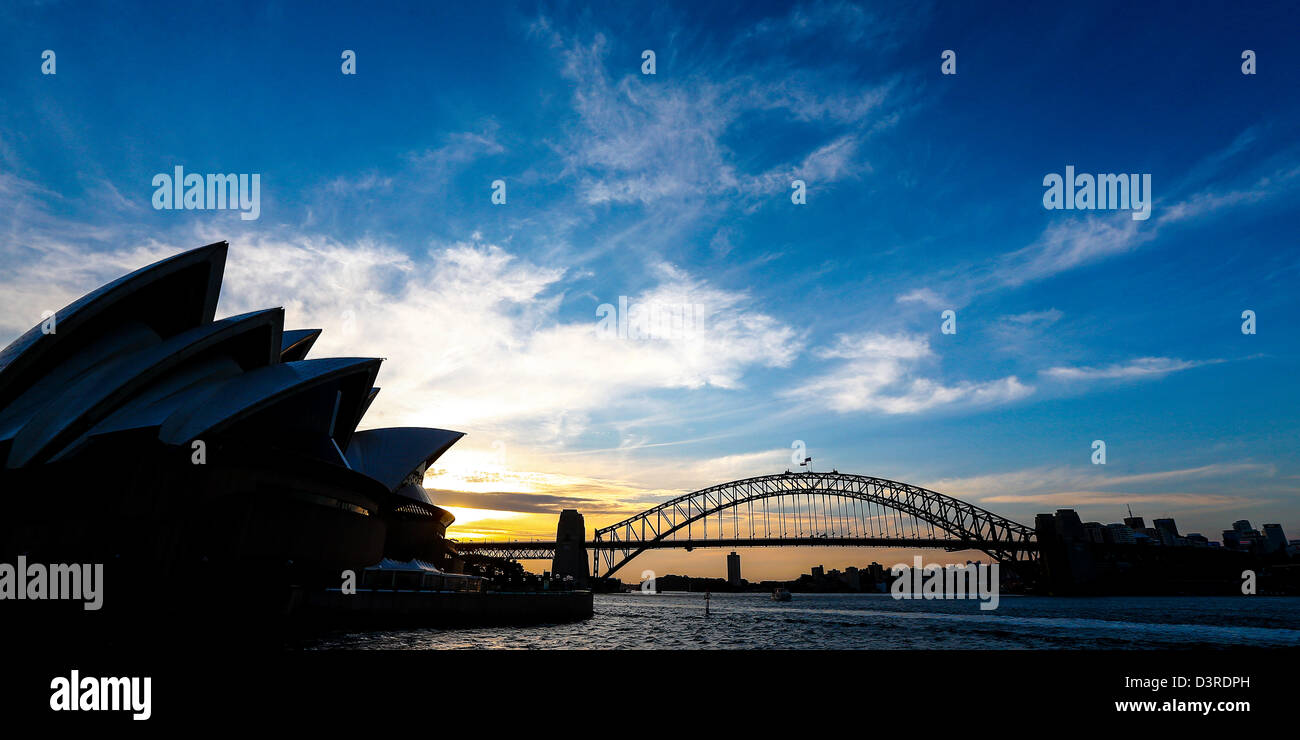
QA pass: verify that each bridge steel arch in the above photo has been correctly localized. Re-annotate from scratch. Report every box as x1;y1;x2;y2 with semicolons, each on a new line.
591;471;1037;578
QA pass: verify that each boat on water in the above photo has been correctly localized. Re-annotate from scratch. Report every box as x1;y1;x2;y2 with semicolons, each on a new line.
771;587;792;602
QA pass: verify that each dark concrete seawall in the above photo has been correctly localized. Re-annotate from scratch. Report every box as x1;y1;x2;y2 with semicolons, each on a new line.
301;589;594;628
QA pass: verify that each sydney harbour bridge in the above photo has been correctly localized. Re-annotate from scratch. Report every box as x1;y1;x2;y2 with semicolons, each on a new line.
454;471;1040;579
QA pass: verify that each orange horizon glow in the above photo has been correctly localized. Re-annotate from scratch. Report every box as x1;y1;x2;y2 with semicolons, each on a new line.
430;458;1022;582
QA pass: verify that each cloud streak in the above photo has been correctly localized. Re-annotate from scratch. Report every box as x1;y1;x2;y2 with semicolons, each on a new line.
205;231;804;447
1044;357;1221;382
537;17;893;209
784;332;1033;415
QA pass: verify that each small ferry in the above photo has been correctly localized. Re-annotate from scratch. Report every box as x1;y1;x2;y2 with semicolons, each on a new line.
771;587;792;602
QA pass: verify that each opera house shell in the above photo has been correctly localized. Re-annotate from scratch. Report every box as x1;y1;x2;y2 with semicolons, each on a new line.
0;241;464;615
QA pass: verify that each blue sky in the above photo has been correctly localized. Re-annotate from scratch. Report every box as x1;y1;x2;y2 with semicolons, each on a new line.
2;1;1298;577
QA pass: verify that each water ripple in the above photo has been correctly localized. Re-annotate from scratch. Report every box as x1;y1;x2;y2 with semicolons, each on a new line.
301;593;1300;650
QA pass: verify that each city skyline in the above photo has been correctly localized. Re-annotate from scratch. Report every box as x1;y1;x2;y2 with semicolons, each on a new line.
567;508;1293;584
2;2;1298;581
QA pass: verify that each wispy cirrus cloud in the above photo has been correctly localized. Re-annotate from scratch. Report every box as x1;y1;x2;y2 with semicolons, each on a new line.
534;14;897;209
323;171;393;196
896;129;1300;309
1043;356;1222;382
739;1;921;58
895;287;947;309
931;462;1276;498
1003;309;1063;326
205;229;802;443
993;216;1156;288
784;332;1033;415
404;126;506;175
0;227;803;452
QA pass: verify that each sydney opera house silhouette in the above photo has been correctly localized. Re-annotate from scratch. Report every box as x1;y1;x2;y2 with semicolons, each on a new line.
0;242;465;617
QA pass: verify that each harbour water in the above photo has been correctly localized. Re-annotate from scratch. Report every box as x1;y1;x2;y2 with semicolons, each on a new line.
302;592;1300;649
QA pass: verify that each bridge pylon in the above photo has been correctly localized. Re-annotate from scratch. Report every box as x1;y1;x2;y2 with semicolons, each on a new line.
551;509;589;587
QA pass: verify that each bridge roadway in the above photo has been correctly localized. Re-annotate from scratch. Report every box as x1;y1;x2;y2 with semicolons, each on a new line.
454;536;1041;561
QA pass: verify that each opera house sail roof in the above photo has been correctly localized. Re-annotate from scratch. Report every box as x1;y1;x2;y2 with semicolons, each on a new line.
0;241;464;584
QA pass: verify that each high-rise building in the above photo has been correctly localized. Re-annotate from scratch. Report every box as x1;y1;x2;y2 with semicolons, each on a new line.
842;567;861;590
726;551;741;586
1153;518;1180;546
1124;516;1146;530
1055;509;1085;539
1106;523;1136;544
1082;522;1107;544
1263;524;1288;553
811;565;824;578
1233;520;1254;534
1223;530;1242;549
866;562;885;582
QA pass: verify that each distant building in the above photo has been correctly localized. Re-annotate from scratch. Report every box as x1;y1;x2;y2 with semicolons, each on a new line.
842;567;861;590
1106;523;1137;544
1035;508;1272;596
1082;522;1107;544
726;551;741;586
866;562;885;582
1124;516;1146;530
1263;524;1288;554
1153;518;1180;546
1055;509;1085;539
811;565;824;578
